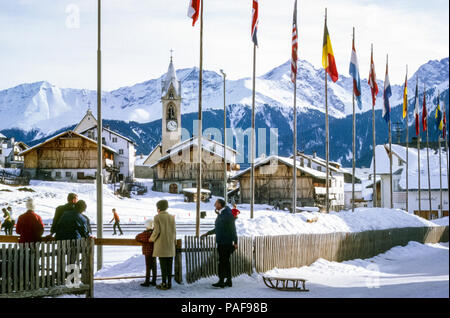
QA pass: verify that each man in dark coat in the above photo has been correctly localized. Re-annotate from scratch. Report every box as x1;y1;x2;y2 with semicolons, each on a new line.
50;193;78;235
201;199;238;288
15;198;44;243
54;200;90;241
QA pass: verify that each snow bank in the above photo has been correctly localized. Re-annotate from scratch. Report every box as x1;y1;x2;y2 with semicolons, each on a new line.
236;208;441;236
432;216;449;226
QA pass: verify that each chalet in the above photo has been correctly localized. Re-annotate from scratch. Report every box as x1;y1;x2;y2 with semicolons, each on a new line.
371;144;449;219
232;154;344;211
0;135;28;168
151;136;238;196
19;130;117;182
74;109;136;181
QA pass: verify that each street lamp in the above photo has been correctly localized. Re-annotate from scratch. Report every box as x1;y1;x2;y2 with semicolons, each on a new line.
220;69;227;203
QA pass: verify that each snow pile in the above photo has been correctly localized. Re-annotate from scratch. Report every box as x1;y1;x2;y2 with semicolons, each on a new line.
432;216;449;226
236;208;441;236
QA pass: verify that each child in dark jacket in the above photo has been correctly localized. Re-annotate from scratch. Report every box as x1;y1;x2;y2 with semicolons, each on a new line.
135;219;157;287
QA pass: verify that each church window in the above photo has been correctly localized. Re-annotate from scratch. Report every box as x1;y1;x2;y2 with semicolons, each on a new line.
167;104;176;120
169;89;175;99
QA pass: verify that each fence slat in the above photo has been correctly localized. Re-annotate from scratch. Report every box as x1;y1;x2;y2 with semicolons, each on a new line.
7;245;13;293
1;245;6;293
13;244;18;292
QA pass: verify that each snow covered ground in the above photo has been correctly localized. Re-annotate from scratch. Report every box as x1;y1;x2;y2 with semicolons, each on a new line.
83;241;449;298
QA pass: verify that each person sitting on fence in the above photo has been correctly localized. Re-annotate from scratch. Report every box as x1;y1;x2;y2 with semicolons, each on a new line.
231;204;240;219
50;193;78;236
110;208;123;236
149;200;176;290
1;207;15;235
54;200;90;241
15;198;44;243
201;198;238;288
135;218;157;287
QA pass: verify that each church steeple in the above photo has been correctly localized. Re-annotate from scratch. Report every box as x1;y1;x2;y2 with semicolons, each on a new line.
161;53;182;154
162;52;181;98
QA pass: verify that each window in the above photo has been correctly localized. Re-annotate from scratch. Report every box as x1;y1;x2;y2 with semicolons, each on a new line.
167;104;176;120
112;137;117;143
55;171;61;179
119;149;124;155
65;172;72;178
119;161;124;167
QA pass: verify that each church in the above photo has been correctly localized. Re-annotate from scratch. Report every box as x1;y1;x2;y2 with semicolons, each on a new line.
143;56;239;196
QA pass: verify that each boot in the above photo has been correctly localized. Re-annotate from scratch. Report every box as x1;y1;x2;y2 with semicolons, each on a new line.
140;281;151;287
224;279;232;287
212;280;225;288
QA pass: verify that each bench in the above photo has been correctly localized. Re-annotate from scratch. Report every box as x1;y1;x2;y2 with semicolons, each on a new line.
0;237;94;298
262;276;309;292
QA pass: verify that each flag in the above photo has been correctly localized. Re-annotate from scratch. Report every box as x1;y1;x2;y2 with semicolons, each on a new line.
382;60;391;122
413;79;420;136
291;0;298;84
349;36;362;110
443;108;447;139
322;21;338;82
422;88;427;131
435;94;443;134
368;49;378;107
402;72;408;118
187;0;201;26
251;0;259;46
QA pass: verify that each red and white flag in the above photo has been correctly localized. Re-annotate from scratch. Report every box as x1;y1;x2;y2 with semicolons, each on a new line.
188;0;201;26
368;48;378;107
422;87;427;132
291;0;298;83
251;0;259;46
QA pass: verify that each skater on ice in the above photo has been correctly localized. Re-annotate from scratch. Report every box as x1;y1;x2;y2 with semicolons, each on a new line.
110;208;123;236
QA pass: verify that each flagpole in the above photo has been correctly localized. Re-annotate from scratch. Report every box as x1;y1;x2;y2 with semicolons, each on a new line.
324;8;330;213
195;0;204;237
371;44;376;208
292;0;298;214
417;75;421;217
438;136;442;217
250;42;256;219
351;27;356;212
293;66;297;213
387;55;393;209
96;0;103;271
425;84;432;216
220;69;227;202
405;65;409;213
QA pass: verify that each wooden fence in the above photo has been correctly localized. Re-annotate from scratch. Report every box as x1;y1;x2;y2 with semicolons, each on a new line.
184;236;253;284
0;238;94;298
184;226;449;283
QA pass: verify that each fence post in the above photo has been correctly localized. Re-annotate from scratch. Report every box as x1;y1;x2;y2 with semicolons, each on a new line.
174;239;183;284
86;238;95;298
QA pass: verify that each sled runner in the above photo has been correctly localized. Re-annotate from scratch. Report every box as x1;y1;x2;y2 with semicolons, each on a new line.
262;276;309;292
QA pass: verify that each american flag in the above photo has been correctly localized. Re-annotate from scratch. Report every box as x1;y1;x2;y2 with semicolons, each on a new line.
368;48;378;107
251;0;259;46
187;0;201;26
291;0;298;83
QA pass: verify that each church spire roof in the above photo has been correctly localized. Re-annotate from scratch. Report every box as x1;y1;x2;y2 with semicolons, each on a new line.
162;54;181;97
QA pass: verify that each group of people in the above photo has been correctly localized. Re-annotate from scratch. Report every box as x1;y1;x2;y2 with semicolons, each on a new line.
4;192;239;291
135;198;238;290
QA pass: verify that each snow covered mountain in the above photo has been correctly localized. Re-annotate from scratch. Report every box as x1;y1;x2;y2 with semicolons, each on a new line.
1;57;448;135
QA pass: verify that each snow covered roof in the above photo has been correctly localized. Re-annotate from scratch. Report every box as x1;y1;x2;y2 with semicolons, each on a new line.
295;152;345;173
372;144;448;190
19;130;117;156
151;137;237;168
1;148;13;157
232;155;327;180
161;59;181;97
0;132;6;139
79;125;135;145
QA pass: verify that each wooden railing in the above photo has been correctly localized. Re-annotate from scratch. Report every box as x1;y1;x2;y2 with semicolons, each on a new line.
0;237;94;298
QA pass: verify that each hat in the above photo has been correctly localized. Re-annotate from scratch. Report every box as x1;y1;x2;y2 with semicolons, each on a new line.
144;218;154;230
26;198;35;211
156;200;168;211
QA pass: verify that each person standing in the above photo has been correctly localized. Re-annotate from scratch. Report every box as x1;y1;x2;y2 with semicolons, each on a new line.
231;203;241;219
135;219;157;287
1;207;15;235
54;200;90;241
50;193;78;235
110;208;123;235
149;200;176;290
15;198;44;243
201;199;238;288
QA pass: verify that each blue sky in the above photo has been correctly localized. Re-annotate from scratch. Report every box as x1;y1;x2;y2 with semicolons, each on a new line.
0;0;448;91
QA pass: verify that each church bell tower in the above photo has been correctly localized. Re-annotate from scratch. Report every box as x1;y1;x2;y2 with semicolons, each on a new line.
161;53;182;155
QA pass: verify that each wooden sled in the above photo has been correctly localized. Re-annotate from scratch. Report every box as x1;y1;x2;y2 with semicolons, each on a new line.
262;276;309;292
